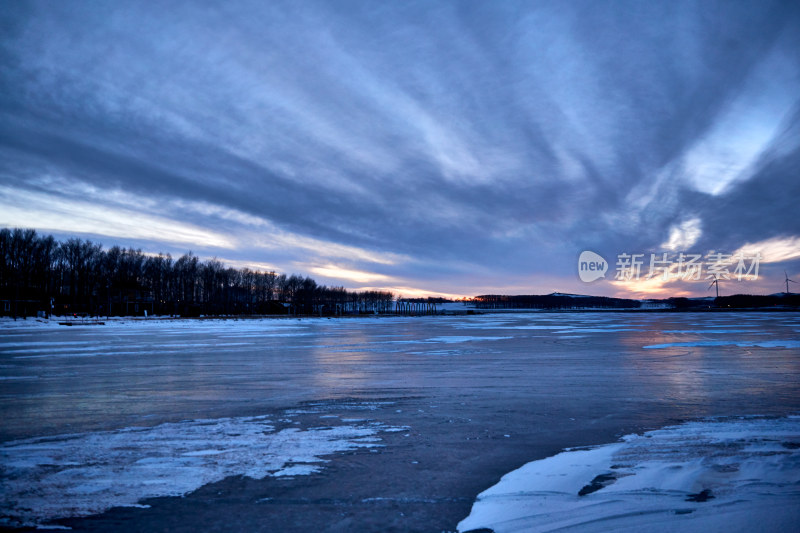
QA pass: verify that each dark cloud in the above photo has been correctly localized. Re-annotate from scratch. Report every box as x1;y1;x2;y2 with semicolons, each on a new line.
1;0;798;295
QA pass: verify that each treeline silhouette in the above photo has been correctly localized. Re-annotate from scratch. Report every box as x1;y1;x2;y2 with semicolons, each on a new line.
0;228;394;317
474;294;639;309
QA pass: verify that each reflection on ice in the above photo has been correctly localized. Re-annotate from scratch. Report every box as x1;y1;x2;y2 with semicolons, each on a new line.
644;340;800;349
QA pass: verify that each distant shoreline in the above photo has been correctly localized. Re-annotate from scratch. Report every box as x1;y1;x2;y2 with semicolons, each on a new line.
2;305;799;329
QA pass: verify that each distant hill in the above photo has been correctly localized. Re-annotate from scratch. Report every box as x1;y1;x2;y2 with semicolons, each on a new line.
707;293;800;309
472;292;800;310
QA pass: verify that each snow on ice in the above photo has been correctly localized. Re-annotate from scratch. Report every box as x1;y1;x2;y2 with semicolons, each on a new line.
0;415;401;528
458;416;800;533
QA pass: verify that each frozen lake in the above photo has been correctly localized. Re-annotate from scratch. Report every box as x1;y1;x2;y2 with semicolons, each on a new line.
1;312;799;531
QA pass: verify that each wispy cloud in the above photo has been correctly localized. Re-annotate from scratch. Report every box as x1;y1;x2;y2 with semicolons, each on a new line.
308;265;394;284
733;236;800;264
0;185;236;249
1;0;798;296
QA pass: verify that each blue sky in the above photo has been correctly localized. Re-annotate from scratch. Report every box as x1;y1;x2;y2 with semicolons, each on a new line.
2;0;799;298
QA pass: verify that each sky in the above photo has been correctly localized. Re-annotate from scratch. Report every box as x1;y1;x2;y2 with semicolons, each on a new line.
1;0;799;299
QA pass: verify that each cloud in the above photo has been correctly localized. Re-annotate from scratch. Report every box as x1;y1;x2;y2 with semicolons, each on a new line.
0;185;236;249
1;0;798;296
679;41;800;196
661;218;702;251
732;236;800;264
308;265;395;284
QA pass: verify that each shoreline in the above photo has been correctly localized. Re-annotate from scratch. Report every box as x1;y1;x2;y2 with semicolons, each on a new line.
2;305;799;330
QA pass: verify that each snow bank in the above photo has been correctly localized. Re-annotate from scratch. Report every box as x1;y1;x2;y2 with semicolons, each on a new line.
458;416;800;533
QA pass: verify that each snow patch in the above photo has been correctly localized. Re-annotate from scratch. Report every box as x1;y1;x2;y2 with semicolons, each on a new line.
0;415;401;528
458;417;800;533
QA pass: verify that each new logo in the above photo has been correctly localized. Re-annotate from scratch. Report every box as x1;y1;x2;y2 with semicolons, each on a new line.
578;251;608;282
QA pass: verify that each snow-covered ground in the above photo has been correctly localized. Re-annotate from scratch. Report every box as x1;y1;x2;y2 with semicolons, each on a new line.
458;416;800;533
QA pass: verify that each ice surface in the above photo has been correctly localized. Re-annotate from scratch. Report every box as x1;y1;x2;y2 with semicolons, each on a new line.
644;340;800;349
425;336;513;343
0;415;400;528
661;329;761;334
458;417;800;533
3;312;799;530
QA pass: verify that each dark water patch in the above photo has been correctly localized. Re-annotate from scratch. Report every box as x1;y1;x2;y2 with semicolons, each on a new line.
578;473;617;496
686;489;714;502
